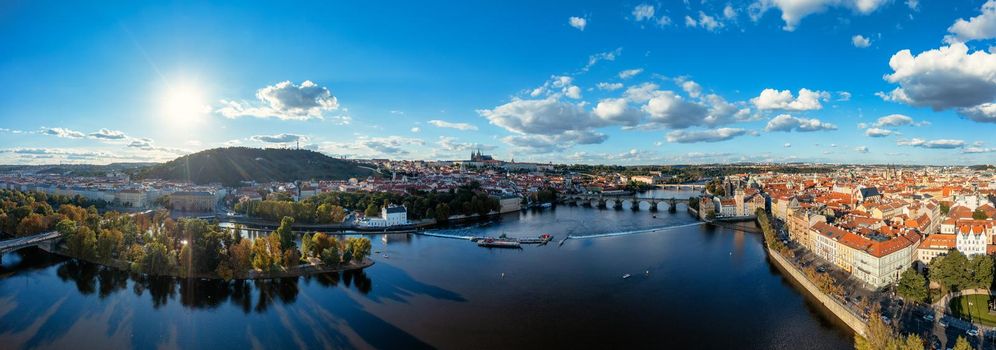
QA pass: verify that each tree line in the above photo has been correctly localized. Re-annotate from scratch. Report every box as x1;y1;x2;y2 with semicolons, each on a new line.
234;182;501;224
0;189;109;237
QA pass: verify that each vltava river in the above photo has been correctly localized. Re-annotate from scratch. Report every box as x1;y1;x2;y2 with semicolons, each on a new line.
0;191;852;349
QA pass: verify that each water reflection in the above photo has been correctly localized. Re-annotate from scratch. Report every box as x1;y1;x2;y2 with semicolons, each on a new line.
4;248;374;314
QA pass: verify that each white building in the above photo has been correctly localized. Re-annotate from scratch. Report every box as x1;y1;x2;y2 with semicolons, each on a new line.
956;226;988;256
360;205;409;228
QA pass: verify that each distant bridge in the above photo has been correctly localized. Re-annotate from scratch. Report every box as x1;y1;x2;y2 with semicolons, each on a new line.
560;193;697;211
655;184;706;191
0;231;62;261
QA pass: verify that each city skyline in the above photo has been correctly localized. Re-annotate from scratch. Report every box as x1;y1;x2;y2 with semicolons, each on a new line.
2;0;996;165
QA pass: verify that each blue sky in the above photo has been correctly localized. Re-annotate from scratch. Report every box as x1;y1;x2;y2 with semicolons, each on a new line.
1;0;995;165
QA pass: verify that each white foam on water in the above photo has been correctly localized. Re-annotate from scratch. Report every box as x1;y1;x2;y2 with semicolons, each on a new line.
567;221;705;240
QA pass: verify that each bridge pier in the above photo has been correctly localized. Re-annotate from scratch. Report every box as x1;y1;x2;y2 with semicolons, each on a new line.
613;199;623;209
649;201;659;212
630;199;640;211
582;199;592;208
597;198;607;209
668;198;678;213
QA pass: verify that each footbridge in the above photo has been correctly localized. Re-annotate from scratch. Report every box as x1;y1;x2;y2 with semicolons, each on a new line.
560;193;695;211
0;231;62;261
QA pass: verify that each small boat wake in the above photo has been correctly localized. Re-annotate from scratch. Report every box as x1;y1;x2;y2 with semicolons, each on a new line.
566;222;704;240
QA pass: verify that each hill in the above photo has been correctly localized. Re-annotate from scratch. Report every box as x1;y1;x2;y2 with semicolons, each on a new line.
133;147;376;185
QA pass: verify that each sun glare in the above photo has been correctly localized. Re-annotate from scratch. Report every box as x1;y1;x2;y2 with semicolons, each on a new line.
161;83;210;124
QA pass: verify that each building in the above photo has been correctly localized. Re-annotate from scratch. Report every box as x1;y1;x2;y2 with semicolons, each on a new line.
915;234;956;267
170;191;215;212
115;189;146;208
494;194;522;214
361;205;409;227
956;225;988;256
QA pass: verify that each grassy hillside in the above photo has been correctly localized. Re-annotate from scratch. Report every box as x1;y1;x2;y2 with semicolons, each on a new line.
133;147;375;185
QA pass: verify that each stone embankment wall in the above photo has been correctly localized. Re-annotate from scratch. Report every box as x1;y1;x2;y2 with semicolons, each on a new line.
767;250;868;337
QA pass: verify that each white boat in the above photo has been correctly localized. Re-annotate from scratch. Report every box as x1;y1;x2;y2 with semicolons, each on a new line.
622;274;631;279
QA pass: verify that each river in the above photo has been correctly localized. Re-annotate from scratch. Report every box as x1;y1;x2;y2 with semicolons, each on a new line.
0;190;853;349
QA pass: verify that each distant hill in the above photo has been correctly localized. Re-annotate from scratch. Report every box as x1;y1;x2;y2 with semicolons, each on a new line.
0;163;155;176
133;147;376;186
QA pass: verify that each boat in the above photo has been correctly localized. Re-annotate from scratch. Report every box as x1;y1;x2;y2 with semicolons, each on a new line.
622;274;632;279
477;238;521;248
540;202;553;208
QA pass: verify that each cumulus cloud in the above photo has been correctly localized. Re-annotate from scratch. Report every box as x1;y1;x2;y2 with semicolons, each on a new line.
666;128;749;143
724;5;738;19
784;143;792;148
855;146;869;153
503;131;607;153
958;103;996;123
42;127;85;139
852;34;871;48
963;146;995;153
349;136;426;156
596;82;624;91
569;16;587;31
945;0;996;43
865;128;896;137
751;88;830;111
897;138;965;149
881;43;996;113
428;119;479;131
250;133;308;143
764;114;837;132
89;128;127;140
480;97;605;136
410;127;421;133
837;91;852;101
748;0;890;31
593;98;642;126
217;80;340;121
618;69;644;79
530;75;582;99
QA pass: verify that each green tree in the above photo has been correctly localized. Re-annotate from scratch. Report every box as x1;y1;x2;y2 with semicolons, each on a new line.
140;242;173;275
300;233;313;258
940;203;950;215
55;219;77;237
68;226;97;260
930;250;971;292
95;229;123;263
897;268;928;303
434;203;450;223
970;255;994;289
348;237;372;262
364;203;380;218
974;208;989;220
275;216;296;251
282;248;301;268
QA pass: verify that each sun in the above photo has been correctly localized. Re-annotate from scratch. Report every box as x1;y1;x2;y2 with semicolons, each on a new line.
161;82;210;123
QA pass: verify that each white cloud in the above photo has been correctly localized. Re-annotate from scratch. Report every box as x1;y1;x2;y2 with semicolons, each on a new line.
751;88;830;111
764;114;837;132
582;48;622;72
596;82;624;91
784;143;792;148
724;5;738;19
963;146;995;153
855;146;869;153
959;103;996;123
428;119;479;131
633;4;655;21
881;43;996;112
686;11;724;31
678;79;703;98
666;128;749;143
906;0;918;10
217;80;339;121
250;133;308;143
89;128;127;140
593;98;641;126
569;16;587;31
897;138;966;149
623;82;660;103
865;128;895;137
410;127;421;133
530;75;582;99
945;0;996;43
42;127;85;139
436;136;497;153
618;68;644;79
748;0;890;31
837;91;852;101
852;34;871;48
479;97;611;152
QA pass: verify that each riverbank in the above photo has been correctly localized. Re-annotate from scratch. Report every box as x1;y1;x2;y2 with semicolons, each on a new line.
40;243;374;280
755;213;867;337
